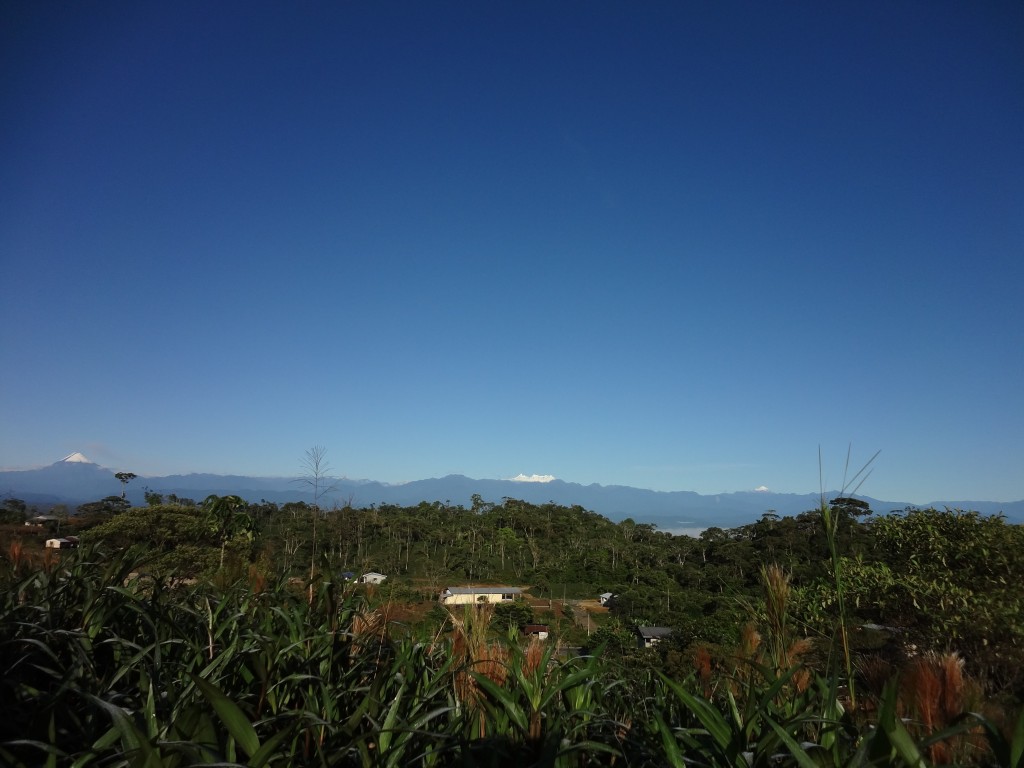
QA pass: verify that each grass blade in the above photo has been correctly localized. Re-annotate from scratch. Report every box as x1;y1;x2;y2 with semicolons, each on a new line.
190;673;260;759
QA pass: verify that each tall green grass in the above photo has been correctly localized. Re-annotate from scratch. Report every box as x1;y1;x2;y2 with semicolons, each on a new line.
818;446;879;712
2;541;1016;767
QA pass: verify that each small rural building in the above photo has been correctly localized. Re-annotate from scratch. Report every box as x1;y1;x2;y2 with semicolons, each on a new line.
523;624;550;640
45;537;77;549
26;515;58;528
360;572;387;585
636;626;673;649
598;592;615;606
439;586;523;605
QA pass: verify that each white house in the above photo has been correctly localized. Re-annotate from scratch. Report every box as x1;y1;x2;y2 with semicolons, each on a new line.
636;626;673;649
440;586;522;605
45;537;77;549
360;572;387;585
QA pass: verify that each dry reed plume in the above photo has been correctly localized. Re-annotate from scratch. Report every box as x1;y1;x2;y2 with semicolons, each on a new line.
446;603;509;736
901;651;985;764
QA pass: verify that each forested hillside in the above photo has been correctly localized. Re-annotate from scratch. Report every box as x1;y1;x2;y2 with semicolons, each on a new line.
2;493;1022;765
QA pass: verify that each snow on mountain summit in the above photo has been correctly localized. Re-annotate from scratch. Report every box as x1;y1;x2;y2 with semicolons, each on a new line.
60;452;93;464
509;473;556;483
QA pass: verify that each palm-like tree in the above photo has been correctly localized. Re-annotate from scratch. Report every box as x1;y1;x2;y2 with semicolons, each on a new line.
114;472;137;500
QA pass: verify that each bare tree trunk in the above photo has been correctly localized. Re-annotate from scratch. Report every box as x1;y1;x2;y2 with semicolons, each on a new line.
299;446;339;605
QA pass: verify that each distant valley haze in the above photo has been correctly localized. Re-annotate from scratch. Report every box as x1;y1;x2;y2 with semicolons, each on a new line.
3;452;1021;532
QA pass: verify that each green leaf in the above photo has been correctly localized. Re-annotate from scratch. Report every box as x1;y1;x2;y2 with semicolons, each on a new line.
88;697;163;768
472;672;529;733
248;726;294;768
659;673;743;765
653;711;686;768
190;673;260;758
46;713;57;768
1013;706;1024;768
764;715;821;768
875;680;927;768
377;680;404;753
978;706;1024;768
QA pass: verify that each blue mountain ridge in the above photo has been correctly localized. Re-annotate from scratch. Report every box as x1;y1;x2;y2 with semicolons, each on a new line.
2;459;1022;530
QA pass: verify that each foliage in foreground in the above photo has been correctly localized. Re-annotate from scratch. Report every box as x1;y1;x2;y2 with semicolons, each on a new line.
13;489;1018;705
2;545;1021;767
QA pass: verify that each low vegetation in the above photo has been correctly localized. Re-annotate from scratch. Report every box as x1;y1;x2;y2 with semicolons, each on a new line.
1;492;1022;766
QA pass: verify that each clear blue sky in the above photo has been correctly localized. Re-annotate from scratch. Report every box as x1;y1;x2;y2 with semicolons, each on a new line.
2;2;1022;503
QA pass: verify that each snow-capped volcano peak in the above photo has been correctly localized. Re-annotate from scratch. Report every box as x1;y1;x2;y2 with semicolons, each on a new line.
509;473;556;483
60;452;93;464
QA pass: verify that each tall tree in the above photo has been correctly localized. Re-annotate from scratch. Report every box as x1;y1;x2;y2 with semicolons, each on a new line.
114;472;137;500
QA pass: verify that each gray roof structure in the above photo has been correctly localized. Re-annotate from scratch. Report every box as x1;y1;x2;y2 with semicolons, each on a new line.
636;626;673;639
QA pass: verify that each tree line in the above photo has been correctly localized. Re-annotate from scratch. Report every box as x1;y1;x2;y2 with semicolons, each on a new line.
4;488;1020;705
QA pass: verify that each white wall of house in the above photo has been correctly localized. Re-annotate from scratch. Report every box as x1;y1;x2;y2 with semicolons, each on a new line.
440;588;521;605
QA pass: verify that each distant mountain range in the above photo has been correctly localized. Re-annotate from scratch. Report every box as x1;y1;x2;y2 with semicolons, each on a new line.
3;453;1022;531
